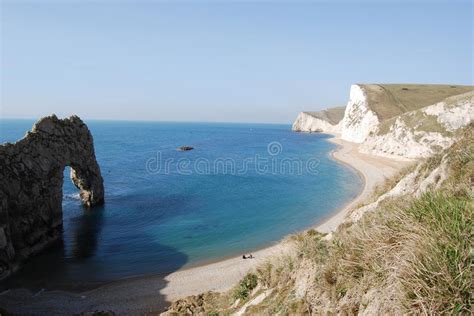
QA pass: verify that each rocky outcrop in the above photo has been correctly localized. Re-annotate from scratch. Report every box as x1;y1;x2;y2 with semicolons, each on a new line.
359;91;474;159
0;115;104;280
177;146;194;151
292;107;345;134
339;84;474;144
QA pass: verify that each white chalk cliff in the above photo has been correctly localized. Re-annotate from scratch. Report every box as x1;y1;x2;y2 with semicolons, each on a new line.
359;91;474;159
292;112;341;134
292;107;345;134
340;85;380;143
292;84;474;160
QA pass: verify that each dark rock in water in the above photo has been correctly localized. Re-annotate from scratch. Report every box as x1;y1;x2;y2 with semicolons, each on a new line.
178;146;194;151
0;114;104;280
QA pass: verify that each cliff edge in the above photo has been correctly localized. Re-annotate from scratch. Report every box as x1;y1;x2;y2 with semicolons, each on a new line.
292;107;345;133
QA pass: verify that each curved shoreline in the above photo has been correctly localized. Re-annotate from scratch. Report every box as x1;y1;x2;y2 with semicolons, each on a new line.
151;136;367;274
0;136;410;315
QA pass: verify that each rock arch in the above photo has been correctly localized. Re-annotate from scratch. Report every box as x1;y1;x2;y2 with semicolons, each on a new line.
0;115;104;279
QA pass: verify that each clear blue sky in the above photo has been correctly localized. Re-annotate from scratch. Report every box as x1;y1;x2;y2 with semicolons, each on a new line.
1;0;472;123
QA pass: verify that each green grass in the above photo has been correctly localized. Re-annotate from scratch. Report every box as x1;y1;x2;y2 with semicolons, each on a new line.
360;84;474;121
305;106;346;125
377;109;454;136
232;273;258;301
406;111;450;134
401;192;472;314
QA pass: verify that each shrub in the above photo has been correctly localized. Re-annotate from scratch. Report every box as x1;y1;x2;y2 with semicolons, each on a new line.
233;273;258;301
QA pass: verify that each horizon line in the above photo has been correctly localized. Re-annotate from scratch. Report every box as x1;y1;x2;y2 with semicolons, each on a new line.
0;116;294;126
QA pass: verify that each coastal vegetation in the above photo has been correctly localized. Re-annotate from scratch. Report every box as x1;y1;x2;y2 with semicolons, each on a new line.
303;107;346;125
360;84;474;121
376;107;455;137
164;124;473;315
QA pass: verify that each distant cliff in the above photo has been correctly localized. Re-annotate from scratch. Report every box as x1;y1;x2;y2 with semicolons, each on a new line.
0;115;104;280
293;84;474;159
292;107;345;133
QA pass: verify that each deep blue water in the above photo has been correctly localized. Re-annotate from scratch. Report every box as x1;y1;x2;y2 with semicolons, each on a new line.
0;119;362;288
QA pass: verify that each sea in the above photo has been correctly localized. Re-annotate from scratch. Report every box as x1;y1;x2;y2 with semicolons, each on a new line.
0;119;362;289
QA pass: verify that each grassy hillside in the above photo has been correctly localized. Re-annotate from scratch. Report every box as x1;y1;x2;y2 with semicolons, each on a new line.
164;124;473;315
376;91;474;137
305;106;346;125
360;84;474;121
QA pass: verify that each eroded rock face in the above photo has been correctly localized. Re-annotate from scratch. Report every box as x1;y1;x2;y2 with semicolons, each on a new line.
340;84;380;143
0;115;104;280
359;91;474;159
292;110;344;134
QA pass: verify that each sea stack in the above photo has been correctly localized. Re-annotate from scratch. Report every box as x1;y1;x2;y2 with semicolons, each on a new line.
0;115;104;280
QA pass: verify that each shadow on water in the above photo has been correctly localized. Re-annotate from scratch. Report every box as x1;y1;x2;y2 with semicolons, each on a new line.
71;206;105;260
0;203;188;315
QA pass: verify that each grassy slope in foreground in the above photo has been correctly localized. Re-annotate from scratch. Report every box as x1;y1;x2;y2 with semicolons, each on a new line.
164;124;473;315
360;84;474;121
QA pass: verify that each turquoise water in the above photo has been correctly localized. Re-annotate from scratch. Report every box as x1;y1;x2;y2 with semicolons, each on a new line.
0;119;362;288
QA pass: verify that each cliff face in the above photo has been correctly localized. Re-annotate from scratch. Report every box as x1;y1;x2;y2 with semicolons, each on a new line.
340;85;380;142
358;91;474;159
292;84;474;159
292;112;341;134
0;115;104;280
292;107;345;134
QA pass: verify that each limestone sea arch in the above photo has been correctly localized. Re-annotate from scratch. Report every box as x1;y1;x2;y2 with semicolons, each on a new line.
0;115;104;279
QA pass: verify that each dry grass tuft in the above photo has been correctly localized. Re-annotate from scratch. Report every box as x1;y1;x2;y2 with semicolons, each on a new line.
399;192;472;314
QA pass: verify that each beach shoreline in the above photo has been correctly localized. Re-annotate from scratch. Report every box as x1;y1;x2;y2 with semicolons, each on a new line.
0;135;411;315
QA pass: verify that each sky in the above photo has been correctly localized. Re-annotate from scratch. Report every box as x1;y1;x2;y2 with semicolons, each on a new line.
1;0;472;124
